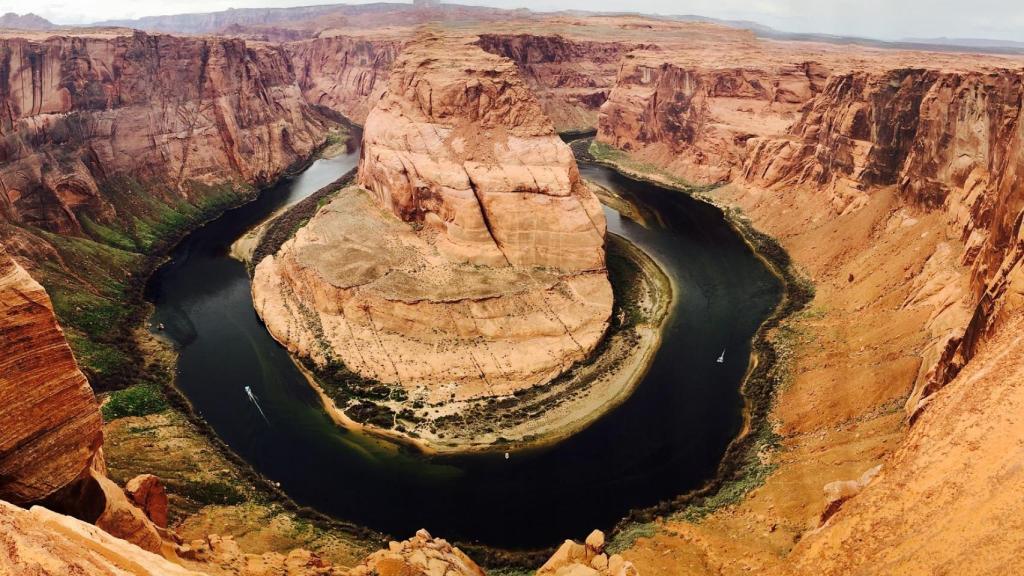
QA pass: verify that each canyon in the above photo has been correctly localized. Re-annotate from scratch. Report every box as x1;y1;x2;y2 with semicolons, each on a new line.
1;4;1023;576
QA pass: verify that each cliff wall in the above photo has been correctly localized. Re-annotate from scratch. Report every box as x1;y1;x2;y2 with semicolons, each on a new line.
0;249;101;504
0;31;330;236
286;34;402;124
477;33;638;132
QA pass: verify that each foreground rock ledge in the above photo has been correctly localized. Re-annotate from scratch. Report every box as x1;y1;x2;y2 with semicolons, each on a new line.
253;33;613;406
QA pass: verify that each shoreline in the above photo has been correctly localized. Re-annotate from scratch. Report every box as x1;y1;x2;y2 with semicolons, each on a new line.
267;231;674;456
572;138;813;545
101;130;390;552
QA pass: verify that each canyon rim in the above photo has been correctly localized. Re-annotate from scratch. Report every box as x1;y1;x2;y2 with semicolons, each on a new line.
2;3;1024;576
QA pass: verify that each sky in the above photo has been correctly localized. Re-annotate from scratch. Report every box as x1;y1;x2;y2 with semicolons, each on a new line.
6;0;1024;42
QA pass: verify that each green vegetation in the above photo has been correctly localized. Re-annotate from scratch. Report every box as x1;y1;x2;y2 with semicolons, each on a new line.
606;239;647;326
24;177;253;391
101;383;169;420
588;140;710;191
176;480;246;506
607;522;657;555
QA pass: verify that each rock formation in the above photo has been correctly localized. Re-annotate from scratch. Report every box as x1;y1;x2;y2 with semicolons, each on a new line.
287;33;402;123
739;68;1024;411
598;49;830;183
0;249;102;504
254;34;612;402
477;34;638;132
348;529;484;576
538;530;640;576
125;474;170;528
0;30;329;235
0;499;203;576
589;30;1024;575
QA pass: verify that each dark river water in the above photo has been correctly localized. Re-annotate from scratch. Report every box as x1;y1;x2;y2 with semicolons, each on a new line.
145;148;781;550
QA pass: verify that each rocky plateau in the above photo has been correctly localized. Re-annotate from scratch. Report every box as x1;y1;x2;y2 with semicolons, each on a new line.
253;34;612;410
2;4;1024;576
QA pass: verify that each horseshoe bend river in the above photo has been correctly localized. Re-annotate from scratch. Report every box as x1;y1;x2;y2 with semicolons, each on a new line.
144;147;781;550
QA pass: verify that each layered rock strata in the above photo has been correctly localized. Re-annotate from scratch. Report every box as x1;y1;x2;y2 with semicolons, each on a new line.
477;34;639;132
0;249;102;504
254;34;612;401
287;34;403;124
0;500;202;576
0;31;329;235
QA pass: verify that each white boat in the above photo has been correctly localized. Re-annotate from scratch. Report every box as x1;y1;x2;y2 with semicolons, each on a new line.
245;386;270;424
717;349;726;363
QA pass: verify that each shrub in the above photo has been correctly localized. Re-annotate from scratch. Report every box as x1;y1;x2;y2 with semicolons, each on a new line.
102;383;169;421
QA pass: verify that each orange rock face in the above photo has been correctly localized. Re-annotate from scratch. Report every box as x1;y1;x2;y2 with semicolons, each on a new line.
477;33;639;132
348;529;485;576
0;249;102;505
0;31;329;234
357;34;607;271
125;474;169;528
287;33;402;123
0;499;203;576
587;31;1024;575
255;34;612;401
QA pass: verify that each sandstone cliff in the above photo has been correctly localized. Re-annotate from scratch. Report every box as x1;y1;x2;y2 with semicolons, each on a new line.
477;34;638;132
0;499;203;576
740;68;1024;412
598;49;830;183
590;37;1024;575
254;34;611;406
0;30;329;235
0;249;102;504
287;34;402;124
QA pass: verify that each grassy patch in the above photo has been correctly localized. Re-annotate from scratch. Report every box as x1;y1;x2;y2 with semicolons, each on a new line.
606;240;646;326
607;522;657;555
102;383;169;421
24;177;255;390
176;480;246;506
589;141;707;191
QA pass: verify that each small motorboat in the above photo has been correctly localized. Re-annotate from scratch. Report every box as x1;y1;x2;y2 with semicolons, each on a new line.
245;385;270;424
717;349;726;364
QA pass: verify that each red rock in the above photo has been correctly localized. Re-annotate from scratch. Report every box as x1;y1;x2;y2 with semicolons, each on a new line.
0;31;329;235
0;248;102;505
125;474;169;528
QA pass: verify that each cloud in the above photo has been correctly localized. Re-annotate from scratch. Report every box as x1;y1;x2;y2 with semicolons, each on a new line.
4;0;1022;41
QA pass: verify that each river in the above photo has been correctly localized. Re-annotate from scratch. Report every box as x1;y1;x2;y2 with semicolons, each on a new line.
145;147;781;549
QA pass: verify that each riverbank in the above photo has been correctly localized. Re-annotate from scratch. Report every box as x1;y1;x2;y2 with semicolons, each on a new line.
99;128;387;566
571;138;814;553
283;232;673;455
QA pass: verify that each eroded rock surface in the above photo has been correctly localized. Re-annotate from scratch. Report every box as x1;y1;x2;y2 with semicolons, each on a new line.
0;499;203;576
348;529;485;576
588;31;1024;576
477;34;639;132
287;33;402;123
0;249;102;504
0;30;329;235
538;530;640;576
254;34;612;403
